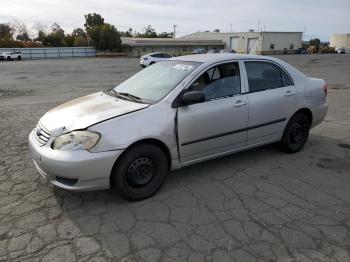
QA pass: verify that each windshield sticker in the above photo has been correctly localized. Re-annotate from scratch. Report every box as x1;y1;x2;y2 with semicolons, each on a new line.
173;64;193;70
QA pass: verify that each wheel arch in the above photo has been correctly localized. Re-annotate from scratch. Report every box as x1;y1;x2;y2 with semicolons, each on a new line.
111;138;172;175
292;108;313;125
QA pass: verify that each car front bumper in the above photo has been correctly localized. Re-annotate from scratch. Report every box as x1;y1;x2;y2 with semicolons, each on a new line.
28;129;123;191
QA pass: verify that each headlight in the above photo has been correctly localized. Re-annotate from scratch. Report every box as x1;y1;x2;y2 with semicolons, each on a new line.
52;131;100;151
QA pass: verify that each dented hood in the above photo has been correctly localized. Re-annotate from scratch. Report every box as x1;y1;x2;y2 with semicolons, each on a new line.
40;92;149;135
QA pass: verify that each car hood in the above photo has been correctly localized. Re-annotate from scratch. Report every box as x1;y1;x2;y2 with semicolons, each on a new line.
39;92;149;135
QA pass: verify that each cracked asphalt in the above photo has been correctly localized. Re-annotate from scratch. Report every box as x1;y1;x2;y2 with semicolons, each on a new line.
0;54;350;262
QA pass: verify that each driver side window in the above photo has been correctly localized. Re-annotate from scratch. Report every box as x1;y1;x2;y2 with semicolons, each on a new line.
189;62;241;101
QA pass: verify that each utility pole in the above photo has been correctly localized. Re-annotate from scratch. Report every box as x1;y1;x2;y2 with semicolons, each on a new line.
172;25;177;38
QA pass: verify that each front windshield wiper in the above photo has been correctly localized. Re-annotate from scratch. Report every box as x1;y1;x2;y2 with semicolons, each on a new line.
105;89;146;103
104;88;120;98
118;92;143;103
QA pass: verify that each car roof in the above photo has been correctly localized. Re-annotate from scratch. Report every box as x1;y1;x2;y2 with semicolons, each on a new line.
145;52;167;56
169;53;275;63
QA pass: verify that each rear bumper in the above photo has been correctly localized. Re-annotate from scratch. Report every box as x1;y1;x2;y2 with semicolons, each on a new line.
28;130;123;191
311;103;328;128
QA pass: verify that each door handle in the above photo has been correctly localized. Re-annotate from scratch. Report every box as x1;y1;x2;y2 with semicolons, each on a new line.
233;100;247;107
284;90;296;97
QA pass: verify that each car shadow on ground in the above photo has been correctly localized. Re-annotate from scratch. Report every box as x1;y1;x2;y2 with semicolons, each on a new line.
50;133;350;260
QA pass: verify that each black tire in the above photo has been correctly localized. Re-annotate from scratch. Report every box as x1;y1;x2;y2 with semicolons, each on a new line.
149;61;155;66
280;113;311;153
17;56;21;61
111;144;168;201
7;56;11;61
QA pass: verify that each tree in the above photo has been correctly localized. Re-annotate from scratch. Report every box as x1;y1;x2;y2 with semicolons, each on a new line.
84;13;120;50
120;28;133;37
11;20;31;41
16;32;31;41
42;23;66;47
0;23;13;40
158;32;173;38
65;34;75;47
74;36;88;47
72;28;87;38
84;13;104;31
141;25;157;38
35;30;47;43
88;23;120;50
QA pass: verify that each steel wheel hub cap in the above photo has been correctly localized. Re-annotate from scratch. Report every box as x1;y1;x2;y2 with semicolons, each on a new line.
126;157;155;188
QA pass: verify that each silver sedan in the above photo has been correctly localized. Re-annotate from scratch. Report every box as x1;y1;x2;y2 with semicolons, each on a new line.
29;54;328;201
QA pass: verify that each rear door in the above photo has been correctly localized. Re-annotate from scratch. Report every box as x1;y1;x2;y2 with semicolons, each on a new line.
177;61;249;164
243;60;297;145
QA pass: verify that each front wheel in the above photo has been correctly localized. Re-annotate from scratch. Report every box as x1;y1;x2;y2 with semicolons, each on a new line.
111;144;168;201
280;113;310;153
17;56;21;61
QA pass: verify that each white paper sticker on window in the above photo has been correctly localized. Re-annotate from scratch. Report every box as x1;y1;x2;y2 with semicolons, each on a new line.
174;64;193;70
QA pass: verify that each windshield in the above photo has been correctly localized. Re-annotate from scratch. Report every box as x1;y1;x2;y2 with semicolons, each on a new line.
114;60;200;104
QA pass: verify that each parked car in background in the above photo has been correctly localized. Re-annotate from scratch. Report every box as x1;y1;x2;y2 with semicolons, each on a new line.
297;48;307;54
207;49;219;53
139;52;172;67
1;51;22;61
220;49;237;53
191;48;206;54
335;47;346;54
29;54;328;201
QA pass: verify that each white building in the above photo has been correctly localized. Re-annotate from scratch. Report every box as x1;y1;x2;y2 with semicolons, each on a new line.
181;31;303;55
330;34;350;49
121;37;224;57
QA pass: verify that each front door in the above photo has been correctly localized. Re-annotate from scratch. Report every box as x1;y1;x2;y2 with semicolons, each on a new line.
177;62;249;165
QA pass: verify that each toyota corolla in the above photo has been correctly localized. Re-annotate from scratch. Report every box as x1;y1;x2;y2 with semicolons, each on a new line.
29;54;328;201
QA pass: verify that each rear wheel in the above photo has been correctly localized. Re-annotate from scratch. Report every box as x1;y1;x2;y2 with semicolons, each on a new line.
280;113;310;153
111;144;168;201
7;56;11;61
17;55;21;61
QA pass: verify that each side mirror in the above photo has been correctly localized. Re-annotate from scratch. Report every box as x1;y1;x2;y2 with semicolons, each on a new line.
181;91;205;105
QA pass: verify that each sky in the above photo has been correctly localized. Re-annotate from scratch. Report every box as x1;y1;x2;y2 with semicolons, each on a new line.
0;0;349;41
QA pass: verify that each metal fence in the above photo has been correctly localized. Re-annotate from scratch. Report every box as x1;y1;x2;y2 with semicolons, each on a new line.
0;47;96;60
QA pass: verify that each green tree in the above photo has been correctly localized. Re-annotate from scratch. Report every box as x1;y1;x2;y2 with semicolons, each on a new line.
65;34;75;47
16;32;31;41
74;36;88;46
84;13;104;31
84;13;120;50
88;23;120;50
72;28;87;38
43;23;66;47
0;23;13;40
120;28;133;37
35;30;47;43
141;25;157;38
158;32;173;38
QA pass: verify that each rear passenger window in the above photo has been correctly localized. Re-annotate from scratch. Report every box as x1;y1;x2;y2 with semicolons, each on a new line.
151;53;161;58
245;61;293;92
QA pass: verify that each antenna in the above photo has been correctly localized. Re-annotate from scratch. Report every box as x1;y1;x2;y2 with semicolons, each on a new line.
172;25;177;38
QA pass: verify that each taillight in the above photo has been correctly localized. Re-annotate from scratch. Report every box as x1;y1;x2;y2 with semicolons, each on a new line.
323;83;328;95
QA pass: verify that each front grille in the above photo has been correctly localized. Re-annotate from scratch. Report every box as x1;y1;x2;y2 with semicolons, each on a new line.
33;122;51;146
